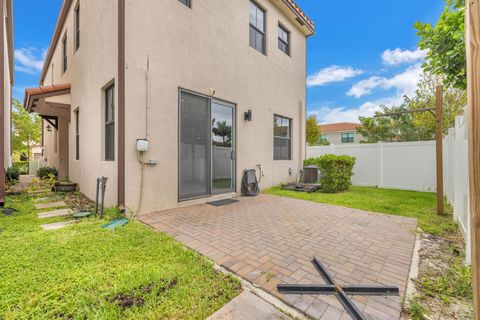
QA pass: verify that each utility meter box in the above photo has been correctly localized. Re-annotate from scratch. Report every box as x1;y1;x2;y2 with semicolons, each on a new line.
136;139;149;152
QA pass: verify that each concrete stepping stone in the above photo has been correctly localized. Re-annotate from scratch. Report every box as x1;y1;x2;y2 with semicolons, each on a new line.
35;201;67;210
207;291;292;320
38;209;72;219
41;221;77;231
34;196;62;203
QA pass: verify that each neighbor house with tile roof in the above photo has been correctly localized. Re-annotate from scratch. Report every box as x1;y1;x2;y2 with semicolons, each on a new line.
319;122;364;145
24;0;314;213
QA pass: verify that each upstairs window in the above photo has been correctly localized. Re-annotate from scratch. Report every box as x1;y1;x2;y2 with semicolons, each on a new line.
274;115;292;160
105;84;115;161
62;35;67;72
249;1;266;54
178;0;191;7
278;24;290;55
342;132;354;143
74;3;80;51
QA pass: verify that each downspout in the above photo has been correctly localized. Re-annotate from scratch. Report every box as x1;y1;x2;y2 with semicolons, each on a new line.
117;0;126;210
0;0;6;206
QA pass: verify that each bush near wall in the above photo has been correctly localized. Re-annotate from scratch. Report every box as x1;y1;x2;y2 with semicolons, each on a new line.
37;167;58;180
12;161;29;175
6;167;20;185
304;154;356;193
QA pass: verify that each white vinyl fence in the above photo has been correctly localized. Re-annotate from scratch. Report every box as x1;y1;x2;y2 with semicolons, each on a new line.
307;115;471;263
443;116;471;263
28;159;46;176
307;141;437;192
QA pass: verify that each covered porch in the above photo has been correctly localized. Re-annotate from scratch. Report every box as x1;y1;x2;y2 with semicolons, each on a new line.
24;84;71;180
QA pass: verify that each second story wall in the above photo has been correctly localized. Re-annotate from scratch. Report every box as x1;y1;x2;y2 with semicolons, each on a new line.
123;0;310;212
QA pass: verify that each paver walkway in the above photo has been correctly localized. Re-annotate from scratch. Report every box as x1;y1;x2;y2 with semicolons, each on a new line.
139;195;417;320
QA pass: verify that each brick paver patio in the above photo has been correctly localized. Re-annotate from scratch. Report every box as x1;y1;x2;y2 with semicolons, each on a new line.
139;194;417;320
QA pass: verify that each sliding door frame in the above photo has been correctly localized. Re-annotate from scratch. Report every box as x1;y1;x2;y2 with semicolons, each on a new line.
178;88;237;202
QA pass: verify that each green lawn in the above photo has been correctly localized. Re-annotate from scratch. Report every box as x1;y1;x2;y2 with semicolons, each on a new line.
266;186;458;235
0;194;240;320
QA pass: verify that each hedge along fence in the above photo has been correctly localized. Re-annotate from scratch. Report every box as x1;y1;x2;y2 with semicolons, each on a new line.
12;161;29;175
304;154;356;193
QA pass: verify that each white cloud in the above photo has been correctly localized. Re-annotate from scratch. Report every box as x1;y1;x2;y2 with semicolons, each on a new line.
347;64;423;98
346;76;384;98
310;102;382;124
381;48;427;66
15;47;46;75
306;65;363;87
310;94;407;124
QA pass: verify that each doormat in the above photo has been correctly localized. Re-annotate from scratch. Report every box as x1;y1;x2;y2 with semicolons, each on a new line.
207;199;239;207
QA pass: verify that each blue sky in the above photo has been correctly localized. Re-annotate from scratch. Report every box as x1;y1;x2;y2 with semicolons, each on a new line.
13;0;444;123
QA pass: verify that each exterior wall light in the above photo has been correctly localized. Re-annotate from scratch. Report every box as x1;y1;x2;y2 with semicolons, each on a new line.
244;110;252;121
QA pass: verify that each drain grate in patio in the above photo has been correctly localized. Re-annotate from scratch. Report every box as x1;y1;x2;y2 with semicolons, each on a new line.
207;199;239;207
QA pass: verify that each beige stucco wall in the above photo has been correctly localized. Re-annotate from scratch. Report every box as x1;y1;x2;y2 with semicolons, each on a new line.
3;0;11;169
42;0;118;203
124;0;308;213
322;131;364;145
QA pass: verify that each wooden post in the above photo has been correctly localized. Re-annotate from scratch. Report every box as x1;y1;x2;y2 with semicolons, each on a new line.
466;0;480;317
435;86;444;215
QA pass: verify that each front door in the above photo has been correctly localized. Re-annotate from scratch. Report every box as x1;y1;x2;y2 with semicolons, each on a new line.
179;91;236;201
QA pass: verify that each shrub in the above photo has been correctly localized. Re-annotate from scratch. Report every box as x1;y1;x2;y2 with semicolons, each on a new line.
6;167;20;184
12;161;29;175
37;167;58;180
304;154;356;193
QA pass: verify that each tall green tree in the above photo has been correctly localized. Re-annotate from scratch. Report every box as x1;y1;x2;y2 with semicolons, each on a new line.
306;114;321;145
357;101;432;143
410;72;466;136
415;0;466;89
12;99;41;161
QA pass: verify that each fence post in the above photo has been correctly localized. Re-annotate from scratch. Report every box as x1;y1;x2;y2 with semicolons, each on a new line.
376;142;384;188
329;144;335;154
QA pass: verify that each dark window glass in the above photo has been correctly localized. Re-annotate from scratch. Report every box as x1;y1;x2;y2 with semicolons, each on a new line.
274;115;292;160
75;109;80;160
278;24;290;55
341;133;354;143
178;0;191;7
62;36;67;72
320;135;327;143
249;1;266;54
75;4;80;51
105;85;115;161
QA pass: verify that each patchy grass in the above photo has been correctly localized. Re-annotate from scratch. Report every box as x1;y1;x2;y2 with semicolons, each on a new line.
266;186;457;235
0;194;240;319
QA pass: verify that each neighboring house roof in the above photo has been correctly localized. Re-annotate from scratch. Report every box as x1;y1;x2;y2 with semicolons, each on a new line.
39;0;314;84
24;84;72;112
319;122;360;134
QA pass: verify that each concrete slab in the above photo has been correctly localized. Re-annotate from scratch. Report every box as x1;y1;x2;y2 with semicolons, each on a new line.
208;291;292;320
35;201;67;210
38;209;72;219
34;196;62;203
41;221;77;231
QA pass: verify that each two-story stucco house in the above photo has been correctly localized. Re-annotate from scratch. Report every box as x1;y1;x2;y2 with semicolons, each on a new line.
24;0;314;213
0;0;14;207
319;122;363;145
